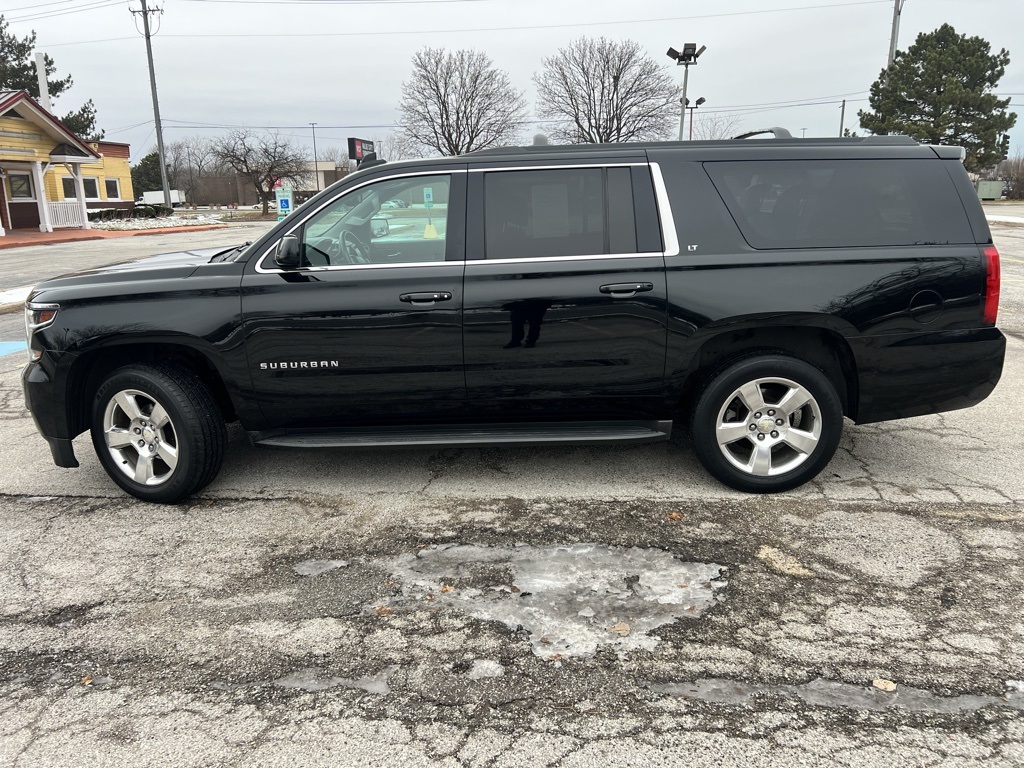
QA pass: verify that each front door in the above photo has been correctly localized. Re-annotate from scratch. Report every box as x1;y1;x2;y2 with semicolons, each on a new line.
240;170;467;429
462;163;669;420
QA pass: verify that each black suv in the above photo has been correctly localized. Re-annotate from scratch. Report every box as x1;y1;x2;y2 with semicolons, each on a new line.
23;136;1005;503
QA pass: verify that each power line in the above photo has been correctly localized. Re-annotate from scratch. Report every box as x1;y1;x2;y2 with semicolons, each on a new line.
40;0;890;44
0;0;82;13
183;0;494;4
7;0;124;22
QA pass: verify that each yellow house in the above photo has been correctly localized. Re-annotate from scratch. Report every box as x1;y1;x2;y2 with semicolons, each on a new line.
0;90;134;234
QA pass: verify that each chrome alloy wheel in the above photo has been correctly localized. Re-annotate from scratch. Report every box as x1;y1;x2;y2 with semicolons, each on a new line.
714;376;822;477
102;389;179;486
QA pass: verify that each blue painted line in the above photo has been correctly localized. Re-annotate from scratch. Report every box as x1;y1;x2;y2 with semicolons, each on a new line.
0;341;26;357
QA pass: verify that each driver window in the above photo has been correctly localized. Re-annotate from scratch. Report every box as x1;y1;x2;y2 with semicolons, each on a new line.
299;174;451;267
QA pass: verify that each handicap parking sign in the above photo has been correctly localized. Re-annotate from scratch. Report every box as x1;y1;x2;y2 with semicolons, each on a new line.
279;199;290;210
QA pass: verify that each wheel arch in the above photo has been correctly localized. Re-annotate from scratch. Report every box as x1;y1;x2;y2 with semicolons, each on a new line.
66;341;237;439
672;324;860;420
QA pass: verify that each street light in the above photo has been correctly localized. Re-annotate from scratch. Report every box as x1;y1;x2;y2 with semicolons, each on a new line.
309;122;320;192
667;43;706;141
688;96;706;140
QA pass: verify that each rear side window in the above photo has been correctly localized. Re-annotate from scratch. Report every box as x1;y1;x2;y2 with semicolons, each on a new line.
483;167;653;259
705;159;974;249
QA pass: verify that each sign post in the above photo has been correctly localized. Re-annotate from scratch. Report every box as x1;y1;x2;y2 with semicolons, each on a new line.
275;186;293;222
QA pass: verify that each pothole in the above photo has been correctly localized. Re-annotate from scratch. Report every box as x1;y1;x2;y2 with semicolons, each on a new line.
374;543;727;659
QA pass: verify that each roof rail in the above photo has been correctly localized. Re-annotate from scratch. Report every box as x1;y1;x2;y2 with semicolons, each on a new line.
732;127;794;140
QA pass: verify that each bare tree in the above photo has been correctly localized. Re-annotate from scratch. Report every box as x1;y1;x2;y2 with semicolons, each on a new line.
399;48;527;156
998;151;1024;200
213;129;307;214
317;145;348;168
166;136;217;207
690;111;743;141
370;132;422;162
534;37;680;144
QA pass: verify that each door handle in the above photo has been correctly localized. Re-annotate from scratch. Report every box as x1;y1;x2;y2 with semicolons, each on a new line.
400;291;453;305
600;282;654;298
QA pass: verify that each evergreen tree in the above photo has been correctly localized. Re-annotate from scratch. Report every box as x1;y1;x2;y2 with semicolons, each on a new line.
0;14;103;140
61;100;103;141
131;151;170;196
0;16;72;100
859;24;1016;172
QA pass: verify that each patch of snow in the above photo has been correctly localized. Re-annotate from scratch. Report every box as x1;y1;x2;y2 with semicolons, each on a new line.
91;214;224;231
378;543;727;659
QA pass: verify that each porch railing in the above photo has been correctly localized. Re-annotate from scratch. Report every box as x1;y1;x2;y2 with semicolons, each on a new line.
47;201;86;229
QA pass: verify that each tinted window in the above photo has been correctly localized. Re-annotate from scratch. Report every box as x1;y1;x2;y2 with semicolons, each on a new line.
705;159;974;249
485;168;605;259
299;174;450;267
607;167;637;254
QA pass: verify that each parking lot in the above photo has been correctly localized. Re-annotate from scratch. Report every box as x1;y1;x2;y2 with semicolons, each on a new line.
0;222;1022;766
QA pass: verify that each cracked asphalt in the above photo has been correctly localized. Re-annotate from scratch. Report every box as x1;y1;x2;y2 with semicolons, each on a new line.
0;224;1021;766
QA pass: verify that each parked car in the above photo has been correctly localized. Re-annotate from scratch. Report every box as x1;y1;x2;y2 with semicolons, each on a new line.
252;201;278;210
23;134;1005;502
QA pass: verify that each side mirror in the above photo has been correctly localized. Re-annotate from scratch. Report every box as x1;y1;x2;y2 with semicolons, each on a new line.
370;217;390;239
275;235;301;269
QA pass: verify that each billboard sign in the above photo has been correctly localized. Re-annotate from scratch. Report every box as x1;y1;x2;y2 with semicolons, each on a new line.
347;137;375;161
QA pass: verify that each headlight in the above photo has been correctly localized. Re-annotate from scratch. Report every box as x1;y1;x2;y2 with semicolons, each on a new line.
25;301;59;361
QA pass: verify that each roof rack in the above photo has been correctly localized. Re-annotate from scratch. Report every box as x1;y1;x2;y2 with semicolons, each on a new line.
733;127;794;140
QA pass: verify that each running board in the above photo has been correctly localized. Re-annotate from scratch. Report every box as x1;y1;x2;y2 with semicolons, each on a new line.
251;420;673;449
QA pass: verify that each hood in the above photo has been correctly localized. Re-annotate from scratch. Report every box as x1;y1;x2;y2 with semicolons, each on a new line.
27;245;243;301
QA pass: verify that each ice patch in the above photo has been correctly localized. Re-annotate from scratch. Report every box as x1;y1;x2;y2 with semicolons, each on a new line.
467;660;505;679
274;665;397;695
293;559;348;577
377;543;727;659
654;677;1024;713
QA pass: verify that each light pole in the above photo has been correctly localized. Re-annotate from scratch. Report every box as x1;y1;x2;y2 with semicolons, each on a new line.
667;43;706;141
688;96;706;140
309;122;320;192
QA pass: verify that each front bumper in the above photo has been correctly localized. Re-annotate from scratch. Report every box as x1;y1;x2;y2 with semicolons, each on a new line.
22;353;80;468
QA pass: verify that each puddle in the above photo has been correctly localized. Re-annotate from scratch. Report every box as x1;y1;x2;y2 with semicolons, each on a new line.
274;664;397;695
293;560;348;577
377;544;727;659
653;678;1024;713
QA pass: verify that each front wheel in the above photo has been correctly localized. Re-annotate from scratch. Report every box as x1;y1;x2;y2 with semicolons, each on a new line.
90;364;226;503
691;355;843;493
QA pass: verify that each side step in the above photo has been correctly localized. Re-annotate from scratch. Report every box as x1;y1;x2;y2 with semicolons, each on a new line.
251;420;673;449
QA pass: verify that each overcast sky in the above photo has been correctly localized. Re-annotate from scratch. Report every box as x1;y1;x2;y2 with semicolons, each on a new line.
8;0;1024;164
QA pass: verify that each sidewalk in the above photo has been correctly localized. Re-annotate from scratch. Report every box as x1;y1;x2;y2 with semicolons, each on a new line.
0;223;228;250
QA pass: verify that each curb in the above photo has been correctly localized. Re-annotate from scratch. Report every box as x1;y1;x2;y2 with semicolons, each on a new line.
0;223;228;250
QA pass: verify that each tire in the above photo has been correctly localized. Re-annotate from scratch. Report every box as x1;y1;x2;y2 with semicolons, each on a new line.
690;355;843;493
90;364;227;504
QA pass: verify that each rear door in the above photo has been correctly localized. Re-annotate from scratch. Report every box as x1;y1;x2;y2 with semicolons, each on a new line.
462;160;670;419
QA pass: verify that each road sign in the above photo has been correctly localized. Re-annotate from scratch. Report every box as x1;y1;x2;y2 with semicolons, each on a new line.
275;187;294;222
423;187;433;209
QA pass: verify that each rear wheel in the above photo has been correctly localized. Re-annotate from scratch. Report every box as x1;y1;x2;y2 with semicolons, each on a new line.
90;364;226;503
691;355;843;493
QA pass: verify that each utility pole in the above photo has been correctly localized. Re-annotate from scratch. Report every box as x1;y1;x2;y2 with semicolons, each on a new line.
887;0;906;69
309;122;320;192
131;0;171;209
839;99;847;137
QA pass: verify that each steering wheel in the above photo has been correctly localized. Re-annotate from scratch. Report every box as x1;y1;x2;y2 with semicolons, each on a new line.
339;230;371;265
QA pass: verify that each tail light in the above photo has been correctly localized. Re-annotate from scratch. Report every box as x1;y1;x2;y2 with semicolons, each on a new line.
983;246;1000;326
